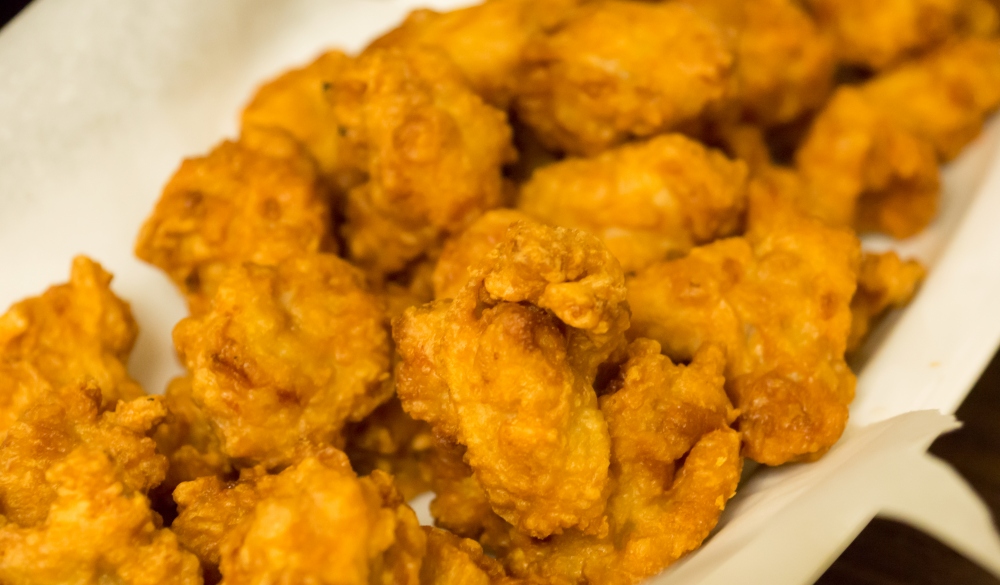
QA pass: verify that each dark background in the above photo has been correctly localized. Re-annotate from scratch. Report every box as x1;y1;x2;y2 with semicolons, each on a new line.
2;2;999;583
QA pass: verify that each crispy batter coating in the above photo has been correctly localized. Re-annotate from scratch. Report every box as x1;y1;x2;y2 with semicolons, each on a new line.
0;256;143;438
805;0;961;70
518;134;748;273
241;50;366;192
848;251;927;353
795;87;940;238
500;341;741;584
173;254;391;469
152;376;233;496
173;451;424;584
861;38;1000;161
628;186;860;464
0;382;201;585
135;131;335;314
682;0;835;126
515;0;732;155
395;221;630;537
421;527;509;585
367;0;580;108
433;209;534;300
345;396;435;501
333;47;516;281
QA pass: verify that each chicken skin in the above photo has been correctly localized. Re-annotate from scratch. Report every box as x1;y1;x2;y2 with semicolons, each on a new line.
628;185;860;464
395;221;629;538
173;254;391;469
518;133;748;273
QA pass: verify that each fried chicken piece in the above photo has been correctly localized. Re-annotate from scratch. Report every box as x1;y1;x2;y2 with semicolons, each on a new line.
432;209;534;300
0;382;201;585
956;0;1000;37
848;251;927;353
518;134;748;273
345;396;435;501
681;0;835;127
135;130;335;314
860;38;1000;161
421;527;510;585
173;450;424;584
152;376;233;498
241;50;366;192
173;254;391;469
395;221;629;538
366;0;580;108
500;341;741;584
515;0;732;155
628;186;860;465
805;0;961;70
332;47;516;282
0;256;143;439
795;86;940;238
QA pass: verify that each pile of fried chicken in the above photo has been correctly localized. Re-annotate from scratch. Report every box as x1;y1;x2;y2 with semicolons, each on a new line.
1;0;998;582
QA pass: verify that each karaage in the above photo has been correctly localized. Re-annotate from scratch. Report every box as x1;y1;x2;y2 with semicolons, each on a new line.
173;449;424;584
628;185;860;464
432;209;533;300
134;130;335;314
518;133;748;273
0;382;201;585
848;251;927;353
514;0;732;155
395;221;630;537
172;254;391;469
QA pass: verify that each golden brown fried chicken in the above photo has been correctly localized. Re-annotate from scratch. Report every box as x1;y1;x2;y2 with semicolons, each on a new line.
499;341;741;584
173;450;424;584
515;0;732;155
332;47;516;282
518;134;748;273
681;0;835;127
628;186;860;465
421;527;510;585
172;254;391;469
432;209;534;300
152;377;233;497
0;256;143;438
0;382;201;585
860;38;1000;161
848;251;927;353
395;221;630;538
134;130;335;314
795;87;940;238
367;0;580;108
345;396;435;501
241;50;366;192
805;0;961;70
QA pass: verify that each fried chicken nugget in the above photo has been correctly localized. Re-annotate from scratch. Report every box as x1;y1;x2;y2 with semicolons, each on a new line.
848;251;927;353
795;87;940;238
135;130;335;314
366;0;580;108
861;38;1000;161
395;221;630;538
500;341;741;584
0;256;143;438
515;0;732;155
421;527;510;585
518;134;748;273
333;47;516;281
0;382;201;585
173;450;424;584
628;186;860;465
241;50;366;192
172;254;391;469
805;0;961;70
681;0;835;127
433;209;534;300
